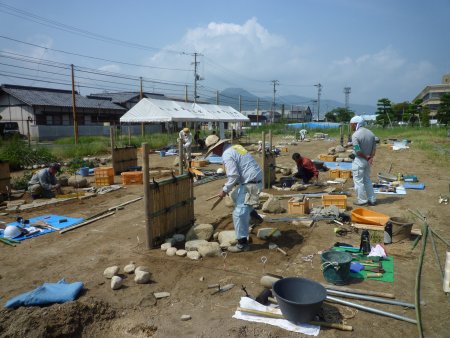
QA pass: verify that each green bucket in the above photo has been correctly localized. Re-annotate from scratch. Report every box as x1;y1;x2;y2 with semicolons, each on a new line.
321;251;352;285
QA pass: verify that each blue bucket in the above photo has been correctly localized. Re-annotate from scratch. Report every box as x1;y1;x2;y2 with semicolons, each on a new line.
160;151;166;157
80;167;90;177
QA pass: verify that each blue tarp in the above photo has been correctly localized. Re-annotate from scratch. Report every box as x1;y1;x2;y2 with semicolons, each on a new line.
5;279;84;309
323;162;352;170
287;122;341;129
0;214;84;241
206;154;223;164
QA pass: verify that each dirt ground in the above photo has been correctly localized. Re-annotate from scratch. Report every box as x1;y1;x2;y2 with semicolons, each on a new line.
0;135;449;338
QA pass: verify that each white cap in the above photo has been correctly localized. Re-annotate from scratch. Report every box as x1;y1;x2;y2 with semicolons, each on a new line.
4;225;21;239
350;116;364;124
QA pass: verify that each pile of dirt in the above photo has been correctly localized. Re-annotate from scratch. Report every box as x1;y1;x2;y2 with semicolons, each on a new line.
0;298;116;337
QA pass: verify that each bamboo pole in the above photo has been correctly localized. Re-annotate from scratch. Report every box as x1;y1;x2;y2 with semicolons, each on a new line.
60;211;115;234
262;132;266;189
178;138;184;175
143;143;152;249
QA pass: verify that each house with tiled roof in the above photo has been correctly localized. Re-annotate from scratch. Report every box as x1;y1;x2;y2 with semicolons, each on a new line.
0;84;127;140
88;91;167;110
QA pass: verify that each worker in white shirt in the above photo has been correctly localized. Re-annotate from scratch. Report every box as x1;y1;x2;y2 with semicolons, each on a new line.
179;127;192;167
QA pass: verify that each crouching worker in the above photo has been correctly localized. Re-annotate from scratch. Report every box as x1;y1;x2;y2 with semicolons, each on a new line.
28;163;62;199
205;135;263;253
292;152;319;184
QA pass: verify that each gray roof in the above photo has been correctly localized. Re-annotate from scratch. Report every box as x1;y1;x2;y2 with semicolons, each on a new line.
88;91;166;105
0;84;126;111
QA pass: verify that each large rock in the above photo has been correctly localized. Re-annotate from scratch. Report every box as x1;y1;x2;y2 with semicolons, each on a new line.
103;266;119;279
290;183;307;191
262;197;286;214
335;145;346;153
161;243;172;251
218;230;237;248
68;175;88;188
176;249;187;257
186;224;214;241
166;247;177;256
111;276;123;290
135;270;151;284
259;192;272;200
327;147;336;155
186;251;201;260
135;266;150;273
124;262;136;274
197;242;221;257
185;239;208;251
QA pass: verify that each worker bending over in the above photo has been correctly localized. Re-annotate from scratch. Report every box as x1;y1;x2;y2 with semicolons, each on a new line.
28;163;62;199
205;135;263;253
292;153;319;184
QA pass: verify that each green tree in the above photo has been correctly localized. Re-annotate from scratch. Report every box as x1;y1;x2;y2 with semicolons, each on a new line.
437;93;450;125
391;102;409;123
375;98;394;127
325;107;354;122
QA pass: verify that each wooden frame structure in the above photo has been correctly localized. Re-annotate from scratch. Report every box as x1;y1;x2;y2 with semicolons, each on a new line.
110;127;138;174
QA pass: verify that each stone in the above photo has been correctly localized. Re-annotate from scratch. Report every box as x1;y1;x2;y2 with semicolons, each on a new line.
135;270;151;284
257;228;281;239
103;266;119;279
135;266;150;273
124;262;136;274
58;176;69;187
262;197;286;214
161;243;172;251
111;276;123;290
166;247;177;256
335;145;346;153
218;230;237;248
290;183;307;191
68;176;88;188
180;315;191;321
212;232;219;240
173;234;185;243
185;239;208;251
344;158;352;162
139;295;157;307
176;249;187;257
336;158;344;162
327;147;336;155
197;242;221;257
275;167;282;173
186;223;214;241
165;238;176;246
292;220;315;228
154;292;170;299
259;192;272;199
187;251;201;260
280;168;292;176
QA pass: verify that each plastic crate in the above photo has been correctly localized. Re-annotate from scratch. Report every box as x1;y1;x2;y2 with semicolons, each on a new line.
191;160;208;167
121;171;143;185
328;169;341;179
94;167;114;186
322;194;347;209
288;197;310;214
340;170;352;179
319;154;337;162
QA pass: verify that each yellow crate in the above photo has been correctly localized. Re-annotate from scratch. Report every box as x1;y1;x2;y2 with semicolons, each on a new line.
340;170;352;179
322;194;347;209
319;154;337;162
288;197;310;214
121;171;143;185
94;167;114;186
328;169;341;179
191;160;208;167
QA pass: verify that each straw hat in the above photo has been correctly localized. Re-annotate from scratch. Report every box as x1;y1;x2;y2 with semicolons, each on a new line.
204;135;230;157
182;127;190;133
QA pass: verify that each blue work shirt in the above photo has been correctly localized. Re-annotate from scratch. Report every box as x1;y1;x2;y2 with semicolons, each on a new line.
222;144;263;193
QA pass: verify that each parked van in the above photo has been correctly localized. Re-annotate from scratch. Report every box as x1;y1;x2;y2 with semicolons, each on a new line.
0;122;20;138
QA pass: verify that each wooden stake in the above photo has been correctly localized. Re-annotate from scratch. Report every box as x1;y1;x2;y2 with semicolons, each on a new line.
143;142;152;249
59;211;115;234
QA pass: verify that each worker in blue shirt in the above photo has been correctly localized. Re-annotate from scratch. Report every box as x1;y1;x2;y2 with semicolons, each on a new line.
205;135;263;252
28;163;62;198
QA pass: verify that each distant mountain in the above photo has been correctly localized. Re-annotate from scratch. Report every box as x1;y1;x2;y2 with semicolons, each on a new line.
206;88;376;118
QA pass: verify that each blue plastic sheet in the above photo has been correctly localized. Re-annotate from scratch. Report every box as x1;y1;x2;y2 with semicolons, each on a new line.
323;162;352;170
287;122;341;129
5;279;84;309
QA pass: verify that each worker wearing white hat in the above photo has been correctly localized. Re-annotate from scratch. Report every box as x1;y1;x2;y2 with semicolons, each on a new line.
179;127;193;168
350;116;377;206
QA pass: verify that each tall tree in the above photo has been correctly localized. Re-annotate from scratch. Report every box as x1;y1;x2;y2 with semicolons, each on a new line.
391;102;409;123
325;107;354;122
375;98;393;127
437;93;450;125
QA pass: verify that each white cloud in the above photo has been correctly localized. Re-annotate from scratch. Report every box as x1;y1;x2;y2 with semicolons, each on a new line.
98;64;121;73
142;18;437;105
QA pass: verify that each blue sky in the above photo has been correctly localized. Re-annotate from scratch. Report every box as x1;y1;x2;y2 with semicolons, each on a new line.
0;0;448;108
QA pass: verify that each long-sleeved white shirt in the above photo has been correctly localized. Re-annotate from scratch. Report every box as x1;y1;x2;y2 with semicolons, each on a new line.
179;130;192;149
222;144;263;193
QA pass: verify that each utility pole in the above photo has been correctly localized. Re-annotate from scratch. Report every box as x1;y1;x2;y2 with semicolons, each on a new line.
185;85;188;102
239;95;242;112
271;80;279;122
314;83;322;122
256;97;260;126
192;52;203;103
216;90;220;105
140;77;145;137
71;64;78;144
344;87;351;114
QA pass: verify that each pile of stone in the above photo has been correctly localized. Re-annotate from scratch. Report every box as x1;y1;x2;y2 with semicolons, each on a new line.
103;263;151;290
327;145;353;162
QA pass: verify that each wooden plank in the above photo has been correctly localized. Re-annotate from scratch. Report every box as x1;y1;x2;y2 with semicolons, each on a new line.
351;223;384;231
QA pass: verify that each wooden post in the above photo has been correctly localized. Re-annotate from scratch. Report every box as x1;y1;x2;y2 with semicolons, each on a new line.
110;127;115;173
128;125;131;146
142;143;152;249
268;129;272;189
26;117;31;147
268;129;272;150
262;131;266;189
178;138;184;175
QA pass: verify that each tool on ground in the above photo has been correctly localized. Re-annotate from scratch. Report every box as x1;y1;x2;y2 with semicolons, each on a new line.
359;230;371;255
255;288;272;305
210;283;235;295
241;285;250;298
206;194;222;201
265;227;280;240
366;273;384;278
58;218;68;223
0;237;20;246
221;251;228;270
32;220;59;231
268;242;287;256
236;307;353;331
210;196;223;210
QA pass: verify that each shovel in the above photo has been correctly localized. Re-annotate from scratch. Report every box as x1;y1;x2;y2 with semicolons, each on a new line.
268;242;287;256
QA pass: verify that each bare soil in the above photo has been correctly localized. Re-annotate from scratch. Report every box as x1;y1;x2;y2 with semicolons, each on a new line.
1;136;449;338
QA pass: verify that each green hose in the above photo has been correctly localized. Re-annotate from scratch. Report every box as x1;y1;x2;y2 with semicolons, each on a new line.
415;220;428;338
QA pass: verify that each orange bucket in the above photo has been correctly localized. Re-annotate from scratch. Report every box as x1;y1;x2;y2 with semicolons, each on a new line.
351;208;390;226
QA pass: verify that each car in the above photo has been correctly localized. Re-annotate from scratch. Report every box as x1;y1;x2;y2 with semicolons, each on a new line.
0;122;21;139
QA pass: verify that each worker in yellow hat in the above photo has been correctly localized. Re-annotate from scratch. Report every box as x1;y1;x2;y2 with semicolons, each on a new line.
179;127;192;168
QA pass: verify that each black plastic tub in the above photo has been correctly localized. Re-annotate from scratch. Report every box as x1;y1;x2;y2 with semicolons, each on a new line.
273;277;327;323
